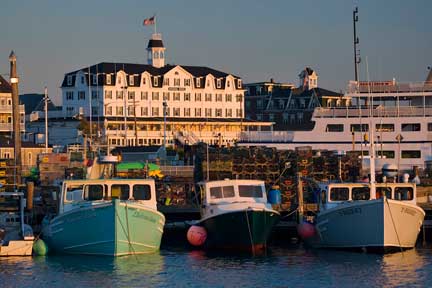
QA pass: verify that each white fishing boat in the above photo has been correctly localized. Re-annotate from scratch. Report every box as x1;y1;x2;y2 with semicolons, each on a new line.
0;192;34;256
312;182;425;252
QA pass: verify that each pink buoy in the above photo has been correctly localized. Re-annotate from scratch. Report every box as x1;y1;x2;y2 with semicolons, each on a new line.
187;225;207;246
297;222;316;240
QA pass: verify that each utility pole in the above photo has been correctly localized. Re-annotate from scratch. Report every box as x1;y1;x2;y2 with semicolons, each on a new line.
9;51;22;186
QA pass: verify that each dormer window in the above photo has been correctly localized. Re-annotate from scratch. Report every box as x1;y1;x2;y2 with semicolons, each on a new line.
81;76;85;84
196;79;201;88
142;77;146;85
67;75;72;85
92;75;97;85
217;79;221;88
227;80;230;88
153;51;159;59
129;75;134;86
106;74;111;85
153;77;158;86
237;79;242;89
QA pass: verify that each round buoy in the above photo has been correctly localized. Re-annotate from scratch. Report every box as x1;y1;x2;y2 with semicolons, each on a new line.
33;239;49;256
187;226;207;246
297;222;316;240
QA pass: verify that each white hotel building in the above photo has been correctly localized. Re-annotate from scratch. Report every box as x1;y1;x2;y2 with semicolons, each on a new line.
61;34;272;148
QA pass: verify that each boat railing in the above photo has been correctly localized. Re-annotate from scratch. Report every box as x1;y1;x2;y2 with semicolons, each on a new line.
313;106;432;118
347;81;432;94
240;131;294;143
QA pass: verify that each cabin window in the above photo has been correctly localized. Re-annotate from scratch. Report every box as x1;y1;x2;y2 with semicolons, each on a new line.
375;123;394;132
65;185;84;202
84;185;104;201
112;184;130;200
133;185;151;200
326;124;344;132
401;150;421;159
395;187;414;201
352;187;370;200
329;187;349;201
350;124;368;132
376;187;392;199
239;185;263;198
210;186;235;199
401;123;420;132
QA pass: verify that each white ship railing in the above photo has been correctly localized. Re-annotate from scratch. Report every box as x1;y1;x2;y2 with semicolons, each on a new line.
313;106;432;118
347;81;432;94
240;131;294;142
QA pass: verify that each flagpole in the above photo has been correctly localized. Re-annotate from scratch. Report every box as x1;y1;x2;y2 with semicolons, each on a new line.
154;15;157;34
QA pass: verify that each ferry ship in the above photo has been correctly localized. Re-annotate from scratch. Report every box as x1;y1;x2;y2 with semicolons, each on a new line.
239;76;432;173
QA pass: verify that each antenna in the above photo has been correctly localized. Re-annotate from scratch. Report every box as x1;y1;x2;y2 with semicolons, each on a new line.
353;7;360;83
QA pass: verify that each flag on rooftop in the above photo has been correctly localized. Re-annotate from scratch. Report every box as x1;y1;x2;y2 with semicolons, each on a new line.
143;16;155;26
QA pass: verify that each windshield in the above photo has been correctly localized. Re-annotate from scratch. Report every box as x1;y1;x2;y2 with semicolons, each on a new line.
238;185;263;198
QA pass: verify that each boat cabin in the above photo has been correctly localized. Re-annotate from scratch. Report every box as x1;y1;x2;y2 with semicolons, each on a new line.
319;182;416;210
60;179;157;213
198;179;268;206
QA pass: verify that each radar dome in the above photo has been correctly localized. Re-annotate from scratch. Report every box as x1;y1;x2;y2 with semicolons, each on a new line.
382;163;398;177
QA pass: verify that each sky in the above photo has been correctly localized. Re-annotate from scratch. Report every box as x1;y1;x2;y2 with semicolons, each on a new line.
0;0;431;105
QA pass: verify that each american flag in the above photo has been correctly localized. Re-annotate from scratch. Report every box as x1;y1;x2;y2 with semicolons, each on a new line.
143;16;155;26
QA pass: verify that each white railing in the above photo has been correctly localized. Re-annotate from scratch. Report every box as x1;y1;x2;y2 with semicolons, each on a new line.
347;81;432;94
240;131;294;142
313;106;432;118
160;165;194;177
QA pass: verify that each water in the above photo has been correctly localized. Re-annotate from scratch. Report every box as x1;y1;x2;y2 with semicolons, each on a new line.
1;244;432;287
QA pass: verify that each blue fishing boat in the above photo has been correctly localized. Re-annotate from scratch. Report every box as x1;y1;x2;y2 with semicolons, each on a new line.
42;178;165;256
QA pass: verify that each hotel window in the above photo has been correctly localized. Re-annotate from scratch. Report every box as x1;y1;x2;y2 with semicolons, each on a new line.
184;93;191;101
216;109;222;117
92;75;97;85
350;124;368;132
129;75;134;86
207;80;210;87
205;108;212;117
269;114;275;121
196;79;201;88
165;107;170;116
205;93;212;101
81;76;85;84
195;108;202;117
236;94;243;102
152;107;159;116
142;77;146;85
67;75;72;85
116;91;123;99
128;106;135;116
173;93;180;101
236;109;242;117
141;91;148;100
153;77;158;86
117;76;121;84
257;114;263;121
106;74;111;85
184;79;191;86
195;93;202;101
66;91;74;100
227;80;230;88
152;92;159;100
225;109;232;117
225;94;232;102
141;107;148;116
216;94;222;102
116;106;124;116
163;92;170;101
377;150;395;159
279;100;285;109
428;123;432;131
92;91;98;100
128;91;135;100
217;79;221;88
282;113;289;124
401;150;421;159
184;108;191;116
237;79;242;89
78;91;85;100
326;124;344;132
163;78;169;86
376;123;394;132
401;123;420;132
92;106;98;116
174;78;180;86
106;106;112;116
173;108;180;116
66;107;74;113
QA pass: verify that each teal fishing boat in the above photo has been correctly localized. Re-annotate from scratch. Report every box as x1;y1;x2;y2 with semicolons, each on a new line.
42;178;165;256
193;179;280;253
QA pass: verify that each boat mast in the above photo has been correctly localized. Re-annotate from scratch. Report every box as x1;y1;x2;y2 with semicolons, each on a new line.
45;87;49;153
353;7;360;83
366;58;376;198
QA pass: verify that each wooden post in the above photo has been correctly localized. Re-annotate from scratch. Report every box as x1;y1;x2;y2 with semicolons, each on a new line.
297;172;304;222
26;181;34;210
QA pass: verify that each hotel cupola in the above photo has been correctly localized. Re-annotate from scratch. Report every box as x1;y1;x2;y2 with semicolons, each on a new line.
147;33;166;68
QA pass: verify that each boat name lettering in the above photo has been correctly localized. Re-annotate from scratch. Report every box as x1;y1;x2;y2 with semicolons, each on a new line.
132;211;157;223
66;211;97;223
401;207;416;216
338;207;362;216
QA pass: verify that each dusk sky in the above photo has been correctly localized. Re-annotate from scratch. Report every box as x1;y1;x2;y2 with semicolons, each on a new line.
1;0;431;105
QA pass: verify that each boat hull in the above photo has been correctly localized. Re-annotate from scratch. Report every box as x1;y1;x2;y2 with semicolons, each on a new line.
0;240;33;256
42;199;165;256
314;198;425;251
199;208;280;252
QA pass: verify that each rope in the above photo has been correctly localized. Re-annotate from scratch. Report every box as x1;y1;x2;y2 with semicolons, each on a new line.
245;208;255;256
385;198;404;255
115;202;138;260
